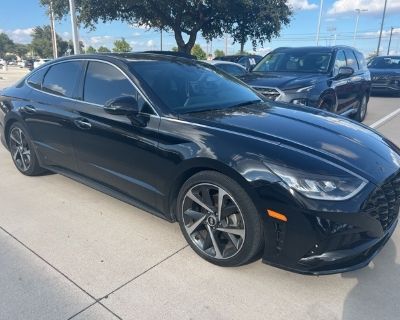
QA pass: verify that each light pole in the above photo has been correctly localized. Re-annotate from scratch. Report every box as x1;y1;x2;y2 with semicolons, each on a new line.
387;27;394;55
377;0;388;56
68;0;80;54
353;9;368;47
49;1;58;58
316;0;324;45
160;28;163;51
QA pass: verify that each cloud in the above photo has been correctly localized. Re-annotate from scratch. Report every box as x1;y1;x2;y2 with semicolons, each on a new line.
287;0;318;10
89;35;114;46
6;28;34;43
133;32;141;37
328;0;400;15
146;39;155;48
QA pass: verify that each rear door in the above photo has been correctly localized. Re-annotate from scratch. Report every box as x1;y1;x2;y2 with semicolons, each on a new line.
344;48;362;109
71;60;162;209
23;61;83;171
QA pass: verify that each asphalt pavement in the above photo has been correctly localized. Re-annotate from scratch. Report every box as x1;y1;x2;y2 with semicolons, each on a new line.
1;67;400;320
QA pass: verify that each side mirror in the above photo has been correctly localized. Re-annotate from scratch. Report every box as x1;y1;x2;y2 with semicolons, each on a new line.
104;96;139;116
335;66;354;79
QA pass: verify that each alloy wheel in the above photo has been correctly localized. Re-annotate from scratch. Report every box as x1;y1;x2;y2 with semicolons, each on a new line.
9;127;31;172
181;183;246;260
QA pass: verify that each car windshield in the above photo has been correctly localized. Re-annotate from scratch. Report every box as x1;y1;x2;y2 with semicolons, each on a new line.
368;57;400;69
253;50;332;73
129;60;262;113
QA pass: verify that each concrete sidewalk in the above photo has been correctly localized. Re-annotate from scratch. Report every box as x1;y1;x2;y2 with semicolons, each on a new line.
1;68;400;320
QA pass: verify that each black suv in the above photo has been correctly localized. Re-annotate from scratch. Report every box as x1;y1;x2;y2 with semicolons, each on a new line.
240;46;371;122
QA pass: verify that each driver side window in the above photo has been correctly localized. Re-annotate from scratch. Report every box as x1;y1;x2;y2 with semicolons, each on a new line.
333;50;346;76
83;61;153;114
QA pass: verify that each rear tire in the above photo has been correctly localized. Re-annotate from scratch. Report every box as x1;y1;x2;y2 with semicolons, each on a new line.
177;170;264;267
8;122;45;176
351;94;368;122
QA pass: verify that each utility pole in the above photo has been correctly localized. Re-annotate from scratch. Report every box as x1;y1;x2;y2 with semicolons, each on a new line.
316;0;324;45
377;0;388;56
225;34;228;55
68;0;80;54
387;27;394;55
353;9;368;47
160;28;163;51
49;1;58;58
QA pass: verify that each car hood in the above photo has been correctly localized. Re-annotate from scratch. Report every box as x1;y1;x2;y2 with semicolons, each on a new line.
182;102;400;184
239;72;326;90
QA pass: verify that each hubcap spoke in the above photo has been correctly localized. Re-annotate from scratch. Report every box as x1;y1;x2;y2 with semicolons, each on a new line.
187;190;213;213
187;215;207;235
216;227;245;238
206;225;223;259
10;133;21;145
217;187;227;221
184;209;205;221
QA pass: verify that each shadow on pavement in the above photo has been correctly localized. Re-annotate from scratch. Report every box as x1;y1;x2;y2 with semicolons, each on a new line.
342;239;400;320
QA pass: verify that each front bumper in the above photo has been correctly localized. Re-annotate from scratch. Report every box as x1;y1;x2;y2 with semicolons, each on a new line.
256;172;400;275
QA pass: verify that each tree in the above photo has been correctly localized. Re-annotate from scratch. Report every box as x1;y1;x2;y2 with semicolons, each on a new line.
214;49;225;58
45;0;278;54
13;43;29;58
113;38;132;53
191;44;206;60
228;0;292;53
0;33;14;58
30;26;68;58
98;46;111;53
86;45;97;53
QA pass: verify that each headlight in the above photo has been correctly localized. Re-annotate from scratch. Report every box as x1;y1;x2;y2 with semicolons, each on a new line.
267;163;367;201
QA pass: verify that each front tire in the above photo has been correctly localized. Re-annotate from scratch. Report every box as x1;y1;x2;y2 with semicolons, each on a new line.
177;171;264;267
8;122;45;176
351;94;368;122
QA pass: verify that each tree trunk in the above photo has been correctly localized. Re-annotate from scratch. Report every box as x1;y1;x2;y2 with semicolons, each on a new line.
240;42;245;54
174;28;197;55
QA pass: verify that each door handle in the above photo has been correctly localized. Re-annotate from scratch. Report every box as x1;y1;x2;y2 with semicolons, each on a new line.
21;105;36;114
74;118;92;130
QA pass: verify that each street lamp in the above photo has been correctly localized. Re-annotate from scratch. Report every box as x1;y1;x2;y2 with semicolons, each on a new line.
316;0;324;46
377;0;388;56
353;9;368;47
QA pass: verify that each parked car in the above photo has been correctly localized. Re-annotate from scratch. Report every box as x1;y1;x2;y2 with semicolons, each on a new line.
33;58;52;69
240;46;371;122
24;59;34;71
1;54;399;274
206;60;247;77
214;54;262;70
0;59;5;67
368;56;400;95
17;60;25;68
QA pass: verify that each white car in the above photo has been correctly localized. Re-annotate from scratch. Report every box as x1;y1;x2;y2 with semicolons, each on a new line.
33;58;52;69
0;59;5;67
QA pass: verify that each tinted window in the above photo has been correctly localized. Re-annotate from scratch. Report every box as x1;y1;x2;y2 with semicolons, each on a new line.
217;64;247;76
27;67;48;90
368;57;400;69
129;61;261;113
333;50;346;75
84;61;136;106
344;49;359;71
254;50;332;73
42;61;82;97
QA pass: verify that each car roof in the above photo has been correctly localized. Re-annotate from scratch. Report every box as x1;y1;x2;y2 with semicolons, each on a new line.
205;60;246;68
373;55;400;59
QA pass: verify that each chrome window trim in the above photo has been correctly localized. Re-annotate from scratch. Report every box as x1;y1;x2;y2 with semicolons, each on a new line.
25;58;159;117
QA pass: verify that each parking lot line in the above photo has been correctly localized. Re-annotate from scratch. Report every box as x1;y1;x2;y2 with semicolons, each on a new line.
370;108;400;129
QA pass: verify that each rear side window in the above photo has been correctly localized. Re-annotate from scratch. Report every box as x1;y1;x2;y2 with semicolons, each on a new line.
83;61;136;106
42;61;82;98
27;67;48;90
344;49;359;71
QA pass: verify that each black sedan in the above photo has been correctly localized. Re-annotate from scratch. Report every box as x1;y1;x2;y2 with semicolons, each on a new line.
0;54;399;274
368;56;400;95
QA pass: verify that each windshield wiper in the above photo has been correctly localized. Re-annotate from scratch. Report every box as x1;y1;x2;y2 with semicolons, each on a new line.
228;99;263;109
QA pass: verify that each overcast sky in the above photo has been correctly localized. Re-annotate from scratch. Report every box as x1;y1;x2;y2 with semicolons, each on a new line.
1;0;400;56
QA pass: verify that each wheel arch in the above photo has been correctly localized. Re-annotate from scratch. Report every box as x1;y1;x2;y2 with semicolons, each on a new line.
319;89;337;111
166;158;255;221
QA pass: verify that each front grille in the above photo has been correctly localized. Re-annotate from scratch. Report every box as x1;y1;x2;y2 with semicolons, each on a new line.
252;86;281;100
362;173;400;231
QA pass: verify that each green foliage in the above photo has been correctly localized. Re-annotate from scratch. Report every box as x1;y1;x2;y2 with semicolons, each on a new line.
0;33;15;58
31;25;68;58
191;44;207;60
4;54;17;62
86;46;97;53
112;38;132;53
97;46;111;53
13;44;29;58
214;49;225;58
44;0;292;55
